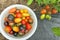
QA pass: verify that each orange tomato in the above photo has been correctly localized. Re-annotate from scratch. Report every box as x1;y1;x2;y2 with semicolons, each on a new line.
41;9;47;14
45;5;50;10
52;8;58;14
28;18;33;24
9;8;16;13
26;16;31;20
4;26;12;33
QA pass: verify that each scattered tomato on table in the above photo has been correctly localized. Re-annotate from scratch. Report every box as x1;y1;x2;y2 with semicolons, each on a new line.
4;8;33;37
40;5;58;20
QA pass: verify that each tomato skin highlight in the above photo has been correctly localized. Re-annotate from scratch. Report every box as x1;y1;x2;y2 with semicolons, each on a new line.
26;23;32;30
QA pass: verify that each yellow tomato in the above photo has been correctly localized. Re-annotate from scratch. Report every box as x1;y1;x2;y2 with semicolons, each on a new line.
23;9;28;13
22;17;26;19
13;26;19;32
22;13;30;17
14;18;22;23
20;9;28;13
20;9;24;13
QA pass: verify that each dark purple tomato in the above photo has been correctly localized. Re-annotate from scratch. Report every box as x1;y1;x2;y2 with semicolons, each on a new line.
8;14;14;21
19;25;26;31
4;21;9;26
13;32;18;36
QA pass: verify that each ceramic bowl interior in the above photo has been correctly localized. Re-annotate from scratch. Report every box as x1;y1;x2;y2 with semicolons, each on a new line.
0;4;37;40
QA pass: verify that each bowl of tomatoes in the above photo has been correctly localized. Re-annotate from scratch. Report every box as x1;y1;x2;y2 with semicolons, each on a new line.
0;4;37;40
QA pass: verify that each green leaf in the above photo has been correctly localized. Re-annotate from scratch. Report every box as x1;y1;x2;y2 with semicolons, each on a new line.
43;0;50;4
53;5;60;12
36;0;42;5
52;27;60;36
27;0;33;5
57;0;60;2
50;0;57;4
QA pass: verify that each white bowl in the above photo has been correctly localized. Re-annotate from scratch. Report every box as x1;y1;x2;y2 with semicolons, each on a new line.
0;4;37;40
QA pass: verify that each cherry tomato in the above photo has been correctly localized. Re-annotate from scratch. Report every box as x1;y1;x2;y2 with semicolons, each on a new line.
4;26;12;33
52;8;58;14
26;23;32;30
13;26;19;32
9;31;14;35
16;13;22;18
13;32;18;36
21;20;26;24
45;5;50;10
8;14;14;21
14;18;22;23
19;25;26;31
4;21;9;26
23;9;28;13
41;9;47;14
26;16;31;20
9;8;16;13
28;18;33;24
9;22;14;26
24;19;28;22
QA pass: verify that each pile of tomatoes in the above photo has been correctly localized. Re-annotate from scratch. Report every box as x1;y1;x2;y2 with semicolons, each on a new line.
4;8;33;36
40;5;58;20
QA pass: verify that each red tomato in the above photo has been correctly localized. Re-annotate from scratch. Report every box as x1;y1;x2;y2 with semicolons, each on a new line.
26;16;31;20
45;5;50;10
26;23;32;30
21;29;25;33
4;26;12;33
9;31;14;35
52;8;58;14
16;13;22;18
21;20;26;24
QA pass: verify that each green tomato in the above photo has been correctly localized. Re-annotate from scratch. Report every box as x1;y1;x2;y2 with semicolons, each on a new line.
40;14;45;20
46;15;51;20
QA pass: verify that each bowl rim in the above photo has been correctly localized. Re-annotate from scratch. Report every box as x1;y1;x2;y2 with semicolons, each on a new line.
0;4;38;40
